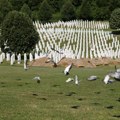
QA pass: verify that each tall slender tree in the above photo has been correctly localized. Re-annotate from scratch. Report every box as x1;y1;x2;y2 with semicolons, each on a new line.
9;0;26;11
47;0;64;12
77;0;92;20
38;0;52;23
61;1;76;21
20;3;31;17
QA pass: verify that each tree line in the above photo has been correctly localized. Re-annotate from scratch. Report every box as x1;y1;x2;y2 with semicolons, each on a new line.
0;0;120;24
0;0;120;54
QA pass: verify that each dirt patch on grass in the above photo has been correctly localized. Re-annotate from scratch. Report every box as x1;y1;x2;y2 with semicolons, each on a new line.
29;57;120;68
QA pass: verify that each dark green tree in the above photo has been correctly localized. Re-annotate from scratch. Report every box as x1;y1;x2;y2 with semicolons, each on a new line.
9;0;26;11
77;0;92;20
108;0;120;12
0;12;4;24
96;0;109;7
89;0;98;20
1;11;39;53
95;7;110;20
38;0;53;23
61;1;76;21
31;10;39;21
0;0;12;24
109;8;120;29
26;0;43;11
20;3;31;17
71;0;82;7
47;0;64;12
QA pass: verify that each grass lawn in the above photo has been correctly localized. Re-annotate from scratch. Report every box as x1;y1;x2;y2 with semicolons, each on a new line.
0;64;120;120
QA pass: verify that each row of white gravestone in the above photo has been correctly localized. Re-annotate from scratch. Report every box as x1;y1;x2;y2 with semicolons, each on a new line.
34;21;120;60
0;53;33;65
0;51;65;65
0;20;118;64
34;20;109;30
0;53;5;63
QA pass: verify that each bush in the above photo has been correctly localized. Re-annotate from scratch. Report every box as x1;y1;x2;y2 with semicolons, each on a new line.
111;30;120;35
109;8;120;29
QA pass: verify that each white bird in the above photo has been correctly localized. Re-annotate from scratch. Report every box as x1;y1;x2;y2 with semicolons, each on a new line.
104;75;110;84
114;72;120;81
45;55;57;67
103;75;114;84
24;60;28;70
74;75;80;85
64;63;73;75
33;76;41;83
66;75;80;85
108;66;120;81
66;78;74;83
108;79;115;83
50;47;63;54
116;69;120;72
115;65;120;72
108;71;116;78
87;75;98;81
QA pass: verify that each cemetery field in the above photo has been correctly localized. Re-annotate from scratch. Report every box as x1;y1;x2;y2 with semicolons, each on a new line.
0;65;120;120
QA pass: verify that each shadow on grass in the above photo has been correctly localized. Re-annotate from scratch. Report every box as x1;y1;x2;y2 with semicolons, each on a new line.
71;105;80;109
112;115;120;118
105;105;114;109
65;92;76;96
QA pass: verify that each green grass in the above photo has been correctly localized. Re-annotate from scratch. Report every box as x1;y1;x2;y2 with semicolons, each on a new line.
0;64;120;120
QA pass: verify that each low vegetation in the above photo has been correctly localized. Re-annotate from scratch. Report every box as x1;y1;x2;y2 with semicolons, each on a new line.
0;64;120;120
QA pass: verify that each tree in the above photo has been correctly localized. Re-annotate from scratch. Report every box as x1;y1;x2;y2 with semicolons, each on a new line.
92;6;110;20
26;0;43;11
47;0;64;12
38;0;53;23
61;1;76;21
31;10;39;21
108;0;120;12
77;0;92;20
1;11;39;54
9;0;26;11
0;0;12;24
71;0;82;7
96;0;109;7
20;3;31;17
109;8;120;29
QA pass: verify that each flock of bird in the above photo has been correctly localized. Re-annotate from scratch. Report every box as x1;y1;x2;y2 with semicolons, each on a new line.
64;64;120;85
24;55;120;85
23;46;120;85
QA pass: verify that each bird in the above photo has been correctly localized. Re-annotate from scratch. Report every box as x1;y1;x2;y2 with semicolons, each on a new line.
24;60;28;71
103;75;114;84
114;72;120;81
66;75;80;85
74;75;80;85
87;75;98;81
108;71;116;78
103;75;110;84
114;65;120;81
50;46;63;54
64;63;73;75
45;55;57;67
115;65;120;72
66;78;74;83
108;66;120;81
33;76;41;83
